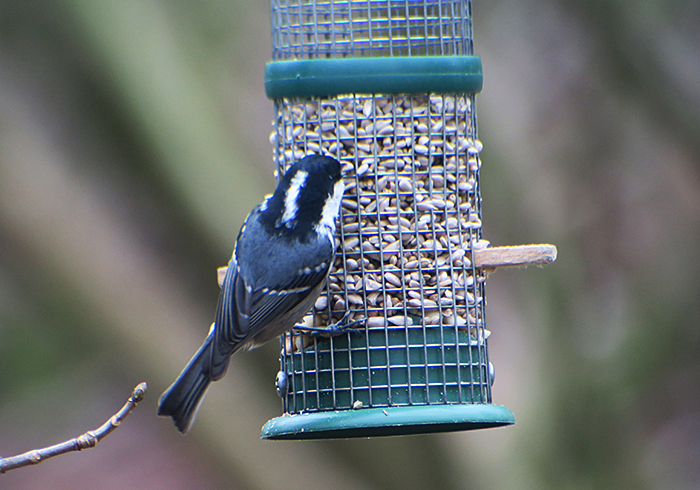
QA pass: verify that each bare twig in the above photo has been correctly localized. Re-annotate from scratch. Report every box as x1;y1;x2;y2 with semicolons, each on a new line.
0;382;147;474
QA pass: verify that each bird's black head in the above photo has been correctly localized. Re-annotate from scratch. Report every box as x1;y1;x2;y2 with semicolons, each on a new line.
259;155;344;241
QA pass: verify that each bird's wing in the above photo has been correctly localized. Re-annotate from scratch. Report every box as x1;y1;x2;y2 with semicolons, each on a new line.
246;263;329;332
214;255;331;350
210;257;251;377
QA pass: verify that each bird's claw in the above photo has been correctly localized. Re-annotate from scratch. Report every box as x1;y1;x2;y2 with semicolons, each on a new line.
293;311;366;338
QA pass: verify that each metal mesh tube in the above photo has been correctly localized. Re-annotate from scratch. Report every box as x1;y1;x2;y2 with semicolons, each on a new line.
273;93;491;413
268;0;491;416
271;0;474;59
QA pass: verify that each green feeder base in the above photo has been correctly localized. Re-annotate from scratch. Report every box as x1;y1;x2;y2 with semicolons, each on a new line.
261;404;514;440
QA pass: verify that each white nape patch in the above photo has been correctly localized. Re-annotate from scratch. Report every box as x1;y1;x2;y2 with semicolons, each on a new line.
259;193;273;212
280;170;308;226
316;179;345;241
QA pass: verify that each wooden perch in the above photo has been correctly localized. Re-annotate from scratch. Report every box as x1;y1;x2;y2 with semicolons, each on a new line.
216;243;556;287
473;244;557;271
217;267;227;288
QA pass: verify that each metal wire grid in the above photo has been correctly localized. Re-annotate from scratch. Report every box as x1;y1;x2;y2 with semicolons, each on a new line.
270;0;474;59
272;93;492;413
282;327;489;412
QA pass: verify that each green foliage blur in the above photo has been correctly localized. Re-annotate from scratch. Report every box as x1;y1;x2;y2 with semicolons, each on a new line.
1;0;699;489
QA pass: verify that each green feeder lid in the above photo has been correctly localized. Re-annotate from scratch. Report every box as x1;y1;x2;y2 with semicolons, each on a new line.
261;404;515;440
264;56;483;98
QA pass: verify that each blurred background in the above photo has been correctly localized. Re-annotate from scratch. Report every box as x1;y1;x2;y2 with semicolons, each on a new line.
1;0;699;488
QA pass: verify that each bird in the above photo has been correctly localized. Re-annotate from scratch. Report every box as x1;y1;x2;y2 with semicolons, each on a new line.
158;154;345;433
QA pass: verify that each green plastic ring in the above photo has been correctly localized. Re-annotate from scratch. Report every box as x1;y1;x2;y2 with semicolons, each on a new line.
264;56;483;99
261;404;515;440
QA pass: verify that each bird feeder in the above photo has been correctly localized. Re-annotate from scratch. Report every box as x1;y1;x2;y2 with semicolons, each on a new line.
235;0;556;439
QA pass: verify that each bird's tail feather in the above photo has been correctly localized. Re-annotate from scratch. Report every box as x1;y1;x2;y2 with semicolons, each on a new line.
158;331;218;433
210;335;234;381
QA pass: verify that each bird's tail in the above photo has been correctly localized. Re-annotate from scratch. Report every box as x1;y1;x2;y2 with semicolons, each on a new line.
158;327;229;433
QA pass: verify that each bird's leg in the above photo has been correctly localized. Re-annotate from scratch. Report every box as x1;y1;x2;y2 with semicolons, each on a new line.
292;311;365;338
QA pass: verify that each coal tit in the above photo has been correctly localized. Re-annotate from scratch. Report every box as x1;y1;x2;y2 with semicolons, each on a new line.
158;155;345;433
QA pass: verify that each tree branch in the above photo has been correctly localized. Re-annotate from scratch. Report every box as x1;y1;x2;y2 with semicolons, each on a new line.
0;382;147;474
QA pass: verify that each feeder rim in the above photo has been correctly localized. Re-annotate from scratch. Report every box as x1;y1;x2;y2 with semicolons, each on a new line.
264;56;483;99
261;403;514;440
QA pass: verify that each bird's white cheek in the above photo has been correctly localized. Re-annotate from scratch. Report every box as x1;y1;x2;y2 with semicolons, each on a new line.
319;180;345;232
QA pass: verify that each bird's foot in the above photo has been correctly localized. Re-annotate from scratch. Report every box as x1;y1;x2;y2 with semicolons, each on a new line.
293;311;365;338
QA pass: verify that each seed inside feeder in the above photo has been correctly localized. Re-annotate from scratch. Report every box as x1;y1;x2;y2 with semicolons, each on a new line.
272;94;485;345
